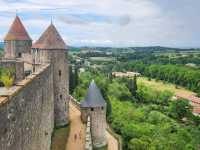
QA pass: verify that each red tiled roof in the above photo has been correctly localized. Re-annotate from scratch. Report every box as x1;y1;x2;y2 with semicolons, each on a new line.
4;16;31;41
176;93;200;105
32;23;67;50
193;107;200;114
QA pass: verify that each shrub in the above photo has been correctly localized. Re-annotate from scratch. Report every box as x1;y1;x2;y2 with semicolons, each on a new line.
0;67;15;88
1;75;14;88
128;138;148;150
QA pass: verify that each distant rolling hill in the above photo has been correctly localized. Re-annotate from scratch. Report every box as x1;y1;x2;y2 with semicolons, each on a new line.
69;46;199;52
0;43;199;52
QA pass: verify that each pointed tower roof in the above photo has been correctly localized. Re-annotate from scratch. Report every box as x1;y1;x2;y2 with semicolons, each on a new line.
4;16;31;41
81;80;106;108
32;23;67;50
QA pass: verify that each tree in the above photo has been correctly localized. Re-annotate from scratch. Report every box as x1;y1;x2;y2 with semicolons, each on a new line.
130;75;137;97
169;99;192;121
108;81;131;100
108;72;113;82
74;65;79;88
1;75;14;89
0;68;15;89
128;138;148;150
69;65;74;94
196;91;200;97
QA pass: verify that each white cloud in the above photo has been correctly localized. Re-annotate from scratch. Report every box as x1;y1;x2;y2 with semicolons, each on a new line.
0;0;200;47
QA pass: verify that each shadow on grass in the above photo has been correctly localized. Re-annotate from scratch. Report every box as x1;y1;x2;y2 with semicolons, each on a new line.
51;124;70;150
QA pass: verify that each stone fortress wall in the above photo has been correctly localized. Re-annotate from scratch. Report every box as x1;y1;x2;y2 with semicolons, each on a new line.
0;64;54;150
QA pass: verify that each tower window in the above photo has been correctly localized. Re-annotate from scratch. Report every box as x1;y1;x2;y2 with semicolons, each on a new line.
60;94;62;99
59;70;62;77
45;132;48;136
101;107;104;110
18;53;22;58
91;108;94;111
65;102;66;111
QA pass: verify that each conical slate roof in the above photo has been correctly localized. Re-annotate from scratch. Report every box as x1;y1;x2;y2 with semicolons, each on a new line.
81;80;106;108
4;16;31;41
32;23;67;50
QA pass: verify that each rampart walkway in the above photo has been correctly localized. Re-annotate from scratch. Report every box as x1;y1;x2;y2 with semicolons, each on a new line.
107;132;118;150
65;101;86;150
66;100;119;150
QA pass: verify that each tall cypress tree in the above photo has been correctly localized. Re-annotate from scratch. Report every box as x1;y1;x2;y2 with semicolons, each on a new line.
69;65;74;94
133;75;138;96
74;65;79;88
108;72;113;82
128;75;138;97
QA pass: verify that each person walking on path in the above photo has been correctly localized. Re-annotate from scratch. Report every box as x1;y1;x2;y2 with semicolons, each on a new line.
74;134;77;141
79;131;81;139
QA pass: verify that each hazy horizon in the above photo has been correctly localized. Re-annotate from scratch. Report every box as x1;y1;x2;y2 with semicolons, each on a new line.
0;41;199;49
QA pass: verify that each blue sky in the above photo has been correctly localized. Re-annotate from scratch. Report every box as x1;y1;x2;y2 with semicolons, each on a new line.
0;0;200;47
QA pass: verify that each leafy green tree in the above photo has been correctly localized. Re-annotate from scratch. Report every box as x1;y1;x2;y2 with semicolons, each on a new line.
108;80;131;100
128;138;148;150
1;75;14;89
169;99;192;121
196;91;200;97
0;68;15;88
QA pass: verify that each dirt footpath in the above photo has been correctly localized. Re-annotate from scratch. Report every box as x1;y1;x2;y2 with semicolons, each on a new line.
66;101;119;150
107;130;119;150
65;102;86;150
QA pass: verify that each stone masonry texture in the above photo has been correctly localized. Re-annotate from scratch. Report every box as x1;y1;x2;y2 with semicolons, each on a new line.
0;65;54;150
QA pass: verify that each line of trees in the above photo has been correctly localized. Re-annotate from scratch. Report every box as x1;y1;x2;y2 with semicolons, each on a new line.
116;62;200;95
117;50;200;65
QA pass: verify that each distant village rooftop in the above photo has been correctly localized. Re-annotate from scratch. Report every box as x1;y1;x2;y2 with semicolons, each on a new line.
176;92;200;114
112;71;141;78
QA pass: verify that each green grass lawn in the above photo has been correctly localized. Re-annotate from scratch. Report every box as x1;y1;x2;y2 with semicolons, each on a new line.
137;77;194;95
51;125;70;150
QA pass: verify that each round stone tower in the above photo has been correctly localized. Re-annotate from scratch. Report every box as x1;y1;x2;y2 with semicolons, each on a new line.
32;23;69;127
4;16;32;59
81;80;107;148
